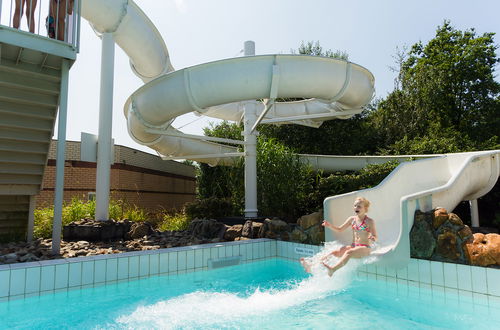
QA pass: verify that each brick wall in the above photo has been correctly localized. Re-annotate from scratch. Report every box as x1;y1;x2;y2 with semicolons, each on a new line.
37;140;196;212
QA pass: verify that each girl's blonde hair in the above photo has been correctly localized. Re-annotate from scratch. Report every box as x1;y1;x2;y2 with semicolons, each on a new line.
355;197;371;211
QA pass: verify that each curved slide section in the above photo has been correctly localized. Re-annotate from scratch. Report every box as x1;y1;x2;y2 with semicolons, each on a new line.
81;0;375;166
324;150;500;268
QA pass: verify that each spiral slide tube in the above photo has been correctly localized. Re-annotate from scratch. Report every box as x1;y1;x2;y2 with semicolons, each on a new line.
81;0;375;166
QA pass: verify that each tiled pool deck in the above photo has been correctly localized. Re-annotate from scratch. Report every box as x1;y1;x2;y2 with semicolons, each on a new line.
1;239;499;305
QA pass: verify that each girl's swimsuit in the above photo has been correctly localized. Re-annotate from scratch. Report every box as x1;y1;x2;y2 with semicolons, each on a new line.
351;216;371;248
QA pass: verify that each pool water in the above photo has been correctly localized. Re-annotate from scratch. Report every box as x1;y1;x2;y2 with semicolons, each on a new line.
0;258;498;329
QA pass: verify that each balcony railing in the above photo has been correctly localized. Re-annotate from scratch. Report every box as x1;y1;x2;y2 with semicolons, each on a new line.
0;0;81;51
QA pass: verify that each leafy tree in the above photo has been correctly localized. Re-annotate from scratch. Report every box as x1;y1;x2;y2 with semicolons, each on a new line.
371;21;500;153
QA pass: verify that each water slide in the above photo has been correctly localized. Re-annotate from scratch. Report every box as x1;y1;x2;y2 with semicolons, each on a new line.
324;150;500;267
80;1;500;268
81;0;374;167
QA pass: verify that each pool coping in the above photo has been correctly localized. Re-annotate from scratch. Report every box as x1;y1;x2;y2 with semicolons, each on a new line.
1;239;499;304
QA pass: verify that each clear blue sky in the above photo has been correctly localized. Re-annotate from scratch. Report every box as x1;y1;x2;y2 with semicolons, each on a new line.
60;0;500;153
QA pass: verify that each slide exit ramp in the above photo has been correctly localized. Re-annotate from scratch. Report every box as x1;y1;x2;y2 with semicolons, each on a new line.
324;150;500;268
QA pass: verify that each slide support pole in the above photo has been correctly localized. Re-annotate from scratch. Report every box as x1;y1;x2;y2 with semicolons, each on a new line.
96;33;115;221
469;199;480;227
243;41;258;218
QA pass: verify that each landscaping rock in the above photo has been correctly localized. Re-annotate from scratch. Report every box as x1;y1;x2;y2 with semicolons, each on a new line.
189;219;226;239
464;233;500;267
306;224;325;245
410;211;436;258
224;225;243;241
241;220;254;238
290;227;308;243
128;222;153;239
297;211;323;230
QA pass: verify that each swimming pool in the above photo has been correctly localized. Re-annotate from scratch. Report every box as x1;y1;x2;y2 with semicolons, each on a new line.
1;257;498;329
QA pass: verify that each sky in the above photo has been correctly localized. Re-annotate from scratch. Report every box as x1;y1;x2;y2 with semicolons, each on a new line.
3;0;500;154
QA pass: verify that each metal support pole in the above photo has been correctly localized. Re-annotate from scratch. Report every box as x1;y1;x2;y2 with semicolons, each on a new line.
52;59;70;255
27;195;36;242
95;33;115;221
243;102;258;218
242;40;258;218
469;199;480;227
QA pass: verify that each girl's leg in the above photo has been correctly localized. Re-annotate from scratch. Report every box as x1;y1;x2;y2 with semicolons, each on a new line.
13;0;24;29
26;0;38;33
322;247;370;277
300;258;312;273
301;245;349;273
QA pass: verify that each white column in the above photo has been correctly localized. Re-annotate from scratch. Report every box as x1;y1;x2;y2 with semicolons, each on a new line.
243;102;258;218
469;199;480;227
95;33;115;221
242;41;258;218
52;59;70;255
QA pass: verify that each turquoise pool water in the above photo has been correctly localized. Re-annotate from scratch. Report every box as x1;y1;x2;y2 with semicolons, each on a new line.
0;258;498;329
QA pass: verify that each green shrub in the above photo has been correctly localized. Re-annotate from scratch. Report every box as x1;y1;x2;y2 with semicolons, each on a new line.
305;161;400;212
158;212;191;231
184;197;234;220
33;199;157;239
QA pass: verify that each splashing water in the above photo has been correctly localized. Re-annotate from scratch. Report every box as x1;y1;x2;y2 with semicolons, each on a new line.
116;242;380;329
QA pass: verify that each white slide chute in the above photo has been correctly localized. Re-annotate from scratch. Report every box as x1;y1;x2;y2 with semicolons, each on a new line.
324;150;500;267
81;0;375;166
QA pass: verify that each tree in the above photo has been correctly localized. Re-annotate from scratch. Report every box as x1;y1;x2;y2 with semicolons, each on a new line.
371;21;500;153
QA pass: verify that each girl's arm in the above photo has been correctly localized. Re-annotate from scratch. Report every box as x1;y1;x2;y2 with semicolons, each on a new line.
368;218;378;241
322;217;352;232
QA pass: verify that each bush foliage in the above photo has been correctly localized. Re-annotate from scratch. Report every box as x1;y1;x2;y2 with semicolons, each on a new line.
33;198;191;239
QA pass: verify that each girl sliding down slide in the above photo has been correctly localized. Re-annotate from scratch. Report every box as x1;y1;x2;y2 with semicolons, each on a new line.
300;197;378;277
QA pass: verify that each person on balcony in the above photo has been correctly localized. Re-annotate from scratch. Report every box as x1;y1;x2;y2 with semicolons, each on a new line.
13;0;38;33
47;0;74;41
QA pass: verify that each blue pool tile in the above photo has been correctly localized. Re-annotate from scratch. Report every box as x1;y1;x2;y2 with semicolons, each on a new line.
417;259;431;284
430;261;444;287
232;245;240;258
457;264;472;291
82;261;95;285
94;260;106;283
139;255;150;277
252;243;259;260
159;253;169;274
217;246;226;258
68;262;82;287
0;270;10;297
40;266;56;291
186;250;195;270
407;259;419;282
470;266;487;294
168;252;178;272
443;262;458;289
194;249;203;268
117;257;129;280
202;248;211;266
150;254;160;275
106;259;118;282
25;267;41;294
396;265;408;279
54;264;69;290
177;251;187;271
129;256;139;278
487;268;500;297
10;269;26;296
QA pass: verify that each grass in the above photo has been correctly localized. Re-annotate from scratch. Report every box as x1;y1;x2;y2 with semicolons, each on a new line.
33;198;192;239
